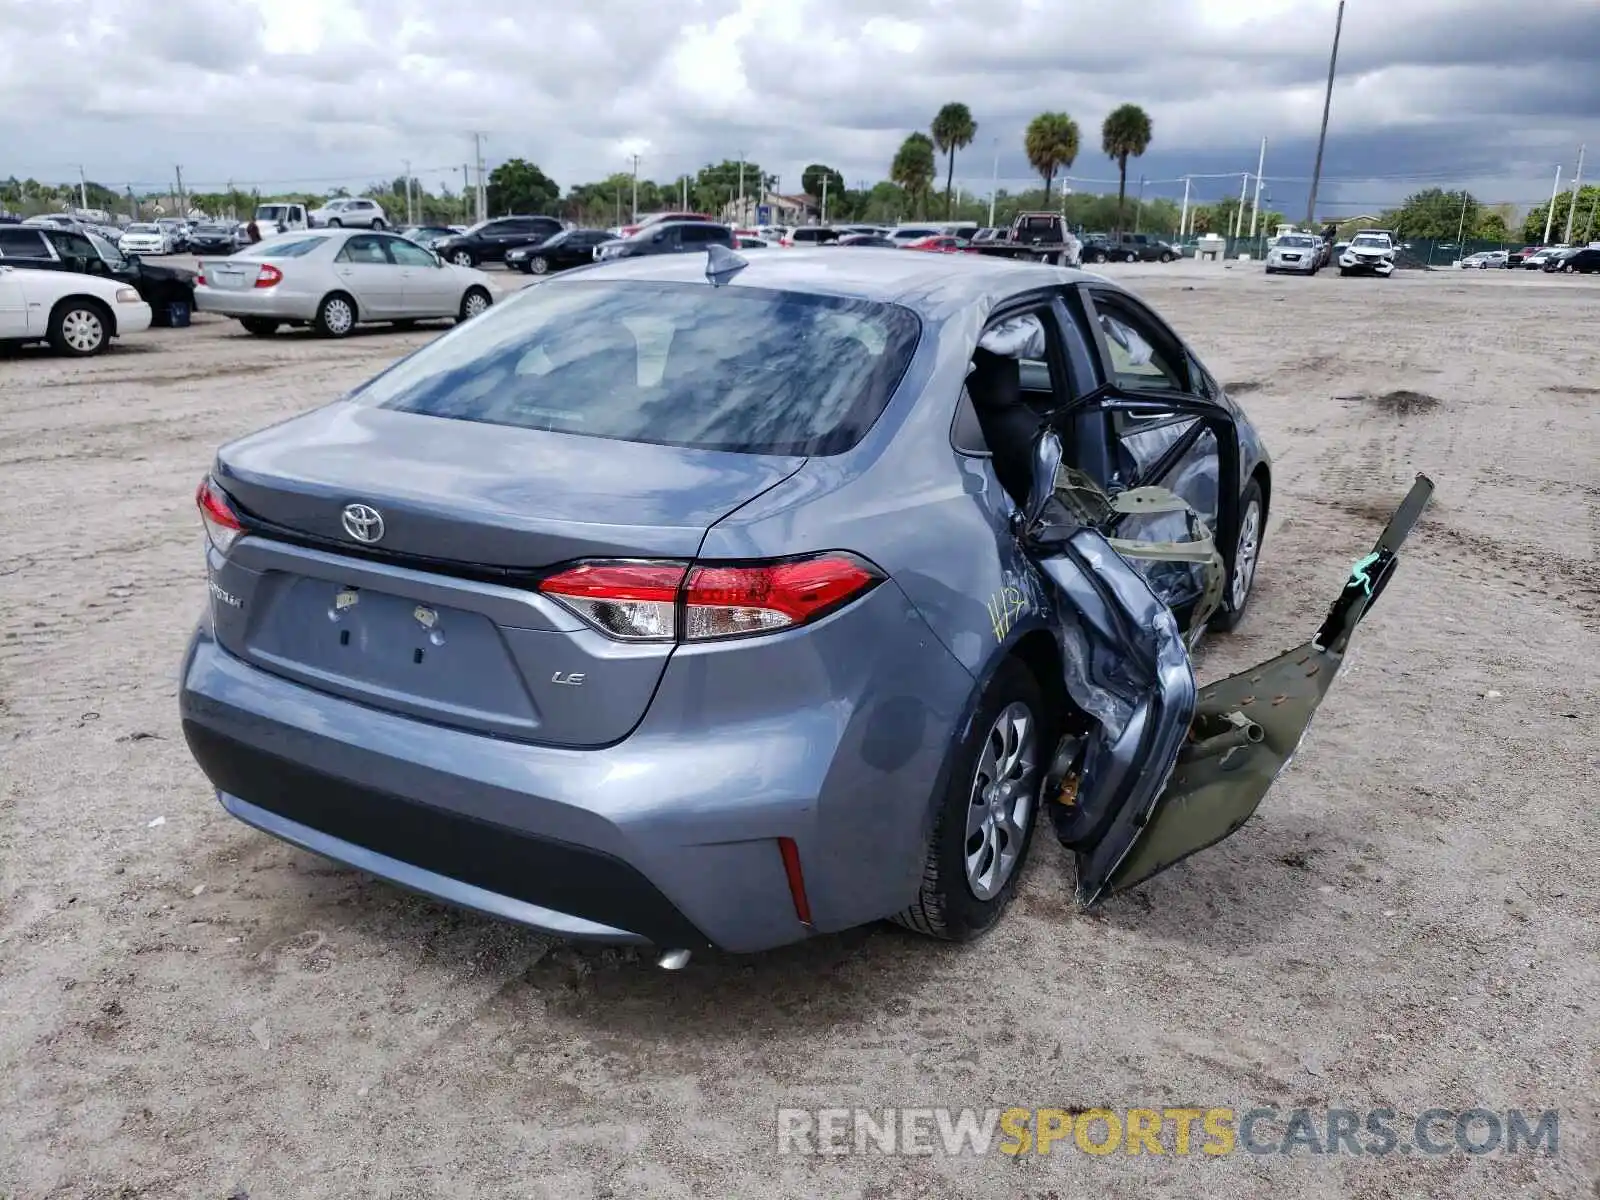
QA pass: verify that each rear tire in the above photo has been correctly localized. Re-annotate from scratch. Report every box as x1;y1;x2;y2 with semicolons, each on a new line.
49;299;112;356
893;660;1049;942
373;219;387;230
240;318;279;336
458;286;491;323
314;292;357;338
328;219;343;228
1124;250;1138;263
1089;249;1107;264
1210;477;1265;633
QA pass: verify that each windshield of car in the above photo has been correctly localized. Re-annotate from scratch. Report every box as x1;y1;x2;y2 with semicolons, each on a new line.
1352;235;1390;249
196;224;230;234
1278;235;1317;247
235;235;328;258
254;206;289;221
126;224;158;234
350;281;922;456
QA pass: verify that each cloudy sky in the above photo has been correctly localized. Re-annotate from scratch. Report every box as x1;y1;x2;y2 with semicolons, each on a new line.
4;0;1597;218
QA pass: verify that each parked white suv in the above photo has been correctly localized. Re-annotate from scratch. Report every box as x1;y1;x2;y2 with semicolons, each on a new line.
309;198;388;229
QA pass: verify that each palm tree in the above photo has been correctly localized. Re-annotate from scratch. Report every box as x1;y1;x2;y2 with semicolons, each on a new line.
890;132;937;218
1023;113;1080;204
1101;103;1153;235
931;103;977;220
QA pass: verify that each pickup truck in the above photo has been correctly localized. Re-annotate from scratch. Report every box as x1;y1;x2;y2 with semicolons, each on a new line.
962;212;1081;265
252;203;308;237
1080;232;1179;263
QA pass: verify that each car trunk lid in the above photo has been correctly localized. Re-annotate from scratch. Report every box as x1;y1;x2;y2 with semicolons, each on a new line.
206;405;806;745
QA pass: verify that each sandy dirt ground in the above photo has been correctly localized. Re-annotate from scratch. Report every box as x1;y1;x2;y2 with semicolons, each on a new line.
2;260;1597;1199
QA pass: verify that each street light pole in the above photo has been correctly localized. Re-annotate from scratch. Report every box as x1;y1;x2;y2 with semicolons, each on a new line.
988;137;999;227
630;154;640;224
1305;0;1346;226
1233;172;1249;240
1178;176;1191;238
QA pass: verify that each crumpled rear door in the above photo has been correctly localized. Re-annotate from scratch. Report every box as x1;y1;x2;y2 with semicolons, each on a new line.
1030;467;1434;903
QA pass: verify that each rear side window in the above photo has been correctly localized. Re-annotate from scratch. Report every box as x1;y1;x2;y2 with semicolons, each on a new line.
351;281;922;456
0;228;49;255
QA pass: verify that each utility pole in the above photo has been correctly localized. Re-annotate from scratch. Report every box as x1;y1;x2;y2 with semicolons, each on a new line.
76;164;88;212
820;172;829;225
1249;138;1267;237
1543;165;1562;244
1305;0;1346;226
402;159;413;225
1562;144;1585;244
737;152;746;224
471;133;486;221
1454;191;1470;254
681;176;688;211
1233;172;1249;240
630;154;640;224
1178;176;1192;238
175;165;186;218
988;137;999;227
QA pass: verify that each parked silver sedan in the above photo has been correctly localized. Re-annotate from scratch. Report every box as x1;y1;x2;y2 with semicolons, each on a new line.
194;229;494;338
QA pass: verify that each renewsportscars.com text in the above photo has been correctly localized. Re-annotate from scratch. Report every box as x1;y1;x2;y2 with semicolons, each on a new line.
775;1106;1560;1158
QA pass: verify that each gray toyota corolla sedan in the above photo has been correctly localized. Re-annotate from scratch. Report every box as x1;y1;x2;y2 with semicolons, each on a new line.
180;246;1428;962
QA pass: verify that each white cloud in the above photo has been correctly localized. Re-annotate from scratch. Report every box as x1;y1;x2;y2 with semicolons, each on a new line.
1;0;1595;211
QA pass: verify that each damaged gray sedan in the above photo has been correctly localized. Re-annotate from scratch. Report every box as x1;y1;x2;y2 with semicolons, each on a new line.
180;248;1429;960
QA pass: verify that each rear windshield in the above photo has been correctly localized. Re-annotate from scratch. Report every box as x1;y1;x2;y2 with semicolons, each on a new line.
236;236;328;258
350;281;922;456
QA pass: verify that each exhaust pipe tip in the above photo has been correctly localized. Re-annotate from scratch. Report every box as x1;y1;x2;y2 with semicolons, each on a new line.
656;949;692;971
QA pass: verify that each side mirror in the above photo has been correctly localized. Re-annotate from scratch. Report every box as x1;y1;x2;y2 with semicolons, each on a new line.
1020;429;1064;531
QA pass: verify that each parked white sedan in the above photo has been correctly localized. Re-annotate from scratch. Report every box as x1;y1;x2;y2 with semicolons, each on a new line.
194;229;494;337
0;264;153;355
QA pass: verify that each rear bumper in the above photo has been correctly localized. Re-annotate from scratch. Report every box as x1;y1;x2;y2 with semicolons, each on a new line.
178;582;972;953
194;284;318;321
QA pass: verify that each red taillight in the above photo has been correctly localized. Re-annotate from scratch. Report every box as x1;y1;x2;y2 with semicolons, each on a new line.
777;837;813;926
196;475;244;552
538;553;881;642
254;264;283;288
195;271;206;286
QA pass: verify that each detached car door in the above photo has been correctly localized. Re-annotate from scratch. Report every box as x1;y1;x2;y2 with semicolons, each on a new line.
1014;296;1434;903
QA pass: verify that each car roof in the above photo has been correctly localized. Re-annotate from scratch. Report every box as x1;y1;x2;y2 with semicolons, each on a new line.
550;246;1099;319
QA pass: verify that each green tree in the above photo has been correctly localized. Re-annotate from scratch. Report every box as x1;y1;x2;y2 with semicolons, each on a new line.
890;133;936;217
1521;183;1600;243
1380;187;1480;241
1024;112;1080;203
801;164;846;212
930;102;977;219
485;158;560;217
1100;104;1153;234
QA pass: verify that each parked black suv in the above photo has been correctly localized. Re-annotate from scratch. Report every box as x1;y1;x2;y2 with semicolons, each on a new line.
433;216;565;267
0;224;197;325
598;221;735;260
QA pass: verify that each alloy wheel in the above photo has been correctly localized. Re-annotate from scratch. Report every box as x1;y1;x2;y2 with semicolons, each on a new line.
965;701;1037;901
530;256;550;275
452;251;473;267
1232;498;1262;610
462;290;489;318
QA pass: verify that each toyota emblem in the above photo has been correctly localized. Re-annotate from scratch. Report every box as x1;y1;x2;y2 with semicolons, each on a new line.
341;503;385;544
